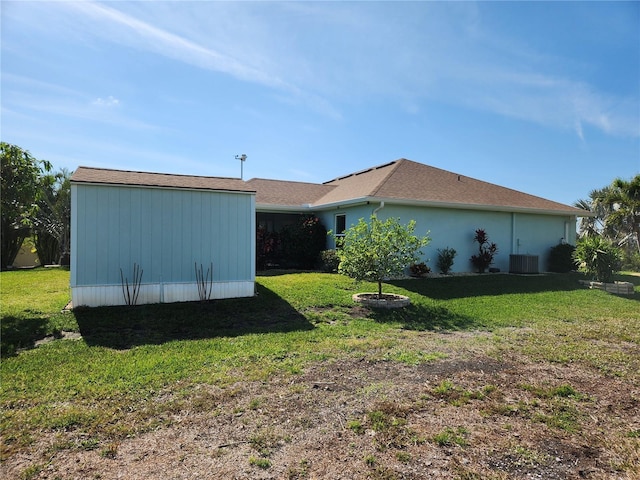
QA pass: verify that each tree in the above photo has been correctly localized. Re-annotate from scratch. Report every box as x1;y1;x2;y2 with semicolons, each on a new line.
576;175;640;266
602;175;640;255
32;169;72;265
0;143;51;269
574;188;610;238
336;216;430;297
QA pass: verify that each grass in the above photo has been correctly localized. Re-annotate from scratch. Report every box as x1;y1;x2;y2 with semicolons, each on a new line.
1;268;639;463
1;267;73;356
432;427;469;447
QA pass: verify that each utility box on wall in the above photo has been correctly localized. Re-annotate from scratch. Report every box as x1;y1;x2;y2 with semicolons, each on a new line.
509;254;539;274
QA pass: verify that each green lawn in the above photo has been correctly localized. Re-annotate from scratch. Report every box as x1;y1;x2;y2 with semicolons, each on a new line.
1;268;639;463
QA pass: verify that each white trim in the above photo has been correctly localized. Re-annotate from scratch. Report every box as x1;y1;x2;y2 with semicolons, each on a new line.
257;196;590;217
70;180;256;196
71;281;255;308
70;184;78;287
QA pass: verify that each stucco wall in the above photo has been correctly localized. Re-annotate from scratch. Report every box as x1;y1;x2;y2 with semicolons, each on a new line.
318;202;576;273
71;183;255;306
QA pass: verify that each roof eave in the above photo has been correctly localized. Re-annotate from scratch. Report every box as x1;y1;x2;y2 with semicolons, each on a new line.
313;196;590;217
256;197;372;212
255;203;311;212
71;180;256;195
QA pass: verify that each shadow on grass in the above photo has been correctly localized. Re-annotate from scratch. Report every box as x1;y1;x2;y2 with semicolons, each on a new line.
75;284;313;350
390;273;588;300
367;303;478;332
257;269;316;277
0;315;49;357
615;273;640;286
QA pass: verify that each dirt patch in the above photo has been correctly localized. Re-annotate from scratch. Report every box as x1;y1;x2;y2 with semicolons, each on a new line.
4;353;638;479
33;330;82;347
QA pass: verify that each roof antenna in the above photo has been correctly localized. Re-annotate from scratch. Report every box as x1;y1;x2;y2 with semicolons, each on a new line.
235;154;247;180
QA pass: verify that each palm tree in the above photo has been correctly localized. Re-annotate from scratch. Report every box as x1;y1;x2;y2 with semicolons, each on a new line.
32;169;72;265
603;175;640;254
574;188;610;238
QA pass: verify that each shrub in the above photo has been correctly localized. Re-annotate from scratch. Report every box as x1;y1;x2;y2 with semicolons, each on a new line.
409;262;430;277
256;226;281;270
573;236;622;283
470;229;497;273
320;249;340;272
547;243;576;273
436;247;457;274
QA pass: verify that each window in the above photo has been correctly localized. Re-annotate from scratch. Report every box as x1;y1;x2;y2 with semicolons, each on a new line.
335;214;346;236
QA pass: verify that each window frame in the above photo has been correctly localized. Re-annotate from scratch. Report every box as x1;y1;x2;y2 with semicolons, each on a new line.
334;214;346;238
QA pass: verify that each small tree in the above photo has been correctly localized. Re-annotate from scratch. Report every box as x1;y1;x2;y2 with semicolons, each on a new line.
337;216;430;297
470;228;498;273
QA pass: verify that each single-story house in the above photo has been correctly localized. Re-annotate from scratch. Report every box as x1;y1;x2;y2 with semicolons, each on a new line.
70;167;256;307
71;158;588;306
247;158;588;274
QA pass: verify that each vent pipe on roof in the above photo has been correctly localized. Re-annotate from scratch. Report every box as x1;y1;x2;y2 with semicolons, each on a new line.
373;201;385;217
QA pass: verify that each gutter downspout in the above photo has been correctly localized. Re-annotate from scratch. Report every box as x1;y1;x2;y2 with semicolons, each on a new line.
372;201;385;217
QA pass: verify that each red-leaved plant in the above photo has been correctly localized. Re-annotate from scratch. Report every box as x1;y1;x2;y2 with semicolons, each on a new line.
470;228;498;273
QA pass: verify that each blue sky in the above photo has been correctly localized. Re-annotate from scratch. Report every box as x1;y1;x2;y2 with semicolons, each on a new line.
2;1;638;207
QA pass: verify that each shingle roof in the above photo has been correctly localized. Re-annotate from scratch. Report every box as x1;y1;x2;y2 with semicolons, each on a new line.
71;166;255;193
252;159;587;215
71;160;589;216
245;178;335;207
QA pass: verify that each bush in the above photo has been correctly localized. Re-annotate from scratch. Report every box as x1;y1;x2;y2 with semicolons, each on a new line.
547;243;576;273
573;236;622;283
436;247;457;274
409;262;430;277
470;229;497;273
320;249;340;272
256;227;281;270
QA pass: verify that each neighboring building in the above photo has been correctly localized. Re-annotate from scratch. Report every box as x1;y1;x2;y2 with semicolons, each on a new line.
12;240;40;268
71;159;588;307
247;159;587;273
70;167;256;307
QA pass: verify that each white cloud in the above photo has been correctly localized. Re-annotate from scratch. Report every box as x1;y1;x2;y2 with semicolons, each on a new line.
12;1;638;138
66;1;291;91
92;96;120;107
575;120;585;142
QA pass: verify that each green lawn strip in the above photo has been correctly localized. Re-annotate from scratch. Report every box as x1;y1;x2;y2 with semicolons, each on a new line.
1;269;639;456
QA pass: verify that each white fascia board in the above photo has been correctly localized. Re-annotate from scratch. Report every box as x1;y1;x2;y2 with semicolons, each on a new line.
314;197;591;217
71;181;256;196
255;204;312;213
257;196;591;217
255;197;370;212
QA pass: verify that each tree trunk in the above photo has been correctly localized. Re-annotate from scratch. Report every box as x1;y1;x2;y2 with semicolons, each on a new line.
1;225;29;269
34;232;60;265
378;280;383;298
